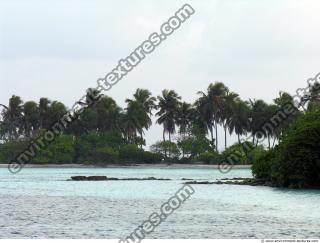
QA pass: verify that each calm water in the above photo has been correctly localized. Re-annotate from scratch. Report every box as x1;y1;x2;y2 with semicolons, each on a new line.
0;167;319;238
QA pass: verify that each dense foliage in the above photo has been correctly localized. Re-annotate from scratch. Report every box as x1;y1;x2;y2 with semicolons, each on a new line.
252;110;320;188
1;81;319;168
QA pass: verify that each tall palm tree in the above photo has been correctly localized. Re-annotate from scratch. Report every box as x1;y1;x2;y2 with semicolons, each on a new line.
248;99;269;146
273;91;298;144
119;110;139;144
47;101;68;126
228;99;250;144
0;95;24;140
197;82;228;151
156;90;181;157
23;101;39;138
124;100;146;145
307;82;320;111
39;97;51;129
176;102;193;138
265;104;279;148
125;89;156;146
220;91;239;149
131;89;156;115
195;95;215;149
96;96;122;132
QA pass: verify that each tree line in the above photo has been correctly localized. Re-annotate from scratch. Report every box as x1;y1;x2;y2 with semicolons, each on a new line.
0;81;319;164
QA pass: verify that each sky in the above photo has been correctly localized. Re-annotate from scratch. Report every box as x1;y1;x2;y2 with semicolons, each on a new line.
1;0;320;150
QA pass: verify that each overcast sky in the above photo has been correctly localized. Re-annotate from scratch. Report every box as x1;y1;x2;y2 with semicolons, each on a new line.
1;0;320;149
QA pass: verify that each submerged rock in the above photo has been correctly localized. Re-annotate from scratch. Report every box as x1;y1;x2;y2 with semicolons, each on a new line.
87;176;108;181
71;176;107;181
184;181;215;185
69;176;171;181
70;176;87;181
183;178;267;186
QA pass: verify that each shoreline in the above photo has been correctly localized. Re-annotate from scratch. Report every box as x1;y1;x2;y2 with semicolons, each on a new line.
0;163;252;169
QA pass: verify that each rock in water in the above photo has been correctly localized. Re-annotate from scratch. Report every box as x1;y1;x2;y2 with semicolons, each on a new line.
87;176;107;181
71;176;87;181
70;176;108;181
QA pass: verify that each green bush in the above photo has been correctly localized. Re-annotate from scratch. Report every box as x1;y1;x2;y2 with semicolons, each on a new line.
197;152;221;164
142;151;163;163
251;149;275;179
74;131;123;163
177;135;212;158
247;145;266;164
150;141;180;159
179;157;192;164
251;110;320;188
33;134;75;163
0;140;28;163
119;144;144;163
272;112;320;187
91;146;119;164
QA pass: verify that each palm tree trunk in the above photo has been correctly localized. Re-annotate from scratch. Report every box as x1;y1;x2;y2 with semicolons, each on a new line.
140;131;143;149
238;134;241;144
163;129;167;158
224;124;227;149
215;123;218;152
268;134;271;149
272;137;277;148
209;125;214;149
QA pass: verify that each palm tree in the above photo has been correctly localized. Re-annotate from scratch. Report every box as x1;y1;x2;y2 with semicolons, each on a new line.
23;101;39;138
248;99;269;146
96;96;122;132
273;91;298;144
195;95;215;149
119;110;139;144
39;98;51;129
156;90;181;156
47;101;67;126
176;102;192;138
125;89;156;147
0;95;24;140
124;100;146;145
131;89;156;115
265;104;279;148
307;82;320;111
197;82;228;151
220;91;239;149
228;99;250;144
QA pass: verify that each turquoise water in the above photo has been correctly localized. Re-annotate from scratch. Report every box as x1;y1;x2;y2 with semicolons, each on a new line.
0;167;319;238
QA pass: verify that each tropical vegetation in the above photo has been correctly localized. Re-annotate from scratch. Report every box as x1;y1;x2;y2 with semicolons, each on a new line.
1;81;319;176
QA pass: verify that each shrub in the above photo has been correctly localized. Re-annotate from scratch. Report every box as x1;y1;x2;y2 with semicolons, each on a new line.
179;157;192;164
91;146;119;164
247;145;266;164
0;140;28;163
251;110;320;188
119;144;144;163
33;134;75;163
177;135;212;158
142;151;163;163
197;152;221;164
251;149;276;179
150;141;180;159
272;111;320;187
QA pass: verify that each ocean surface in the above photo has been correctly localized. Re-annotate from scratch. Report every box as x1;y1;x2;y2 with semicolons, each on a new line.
0;166;319;239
